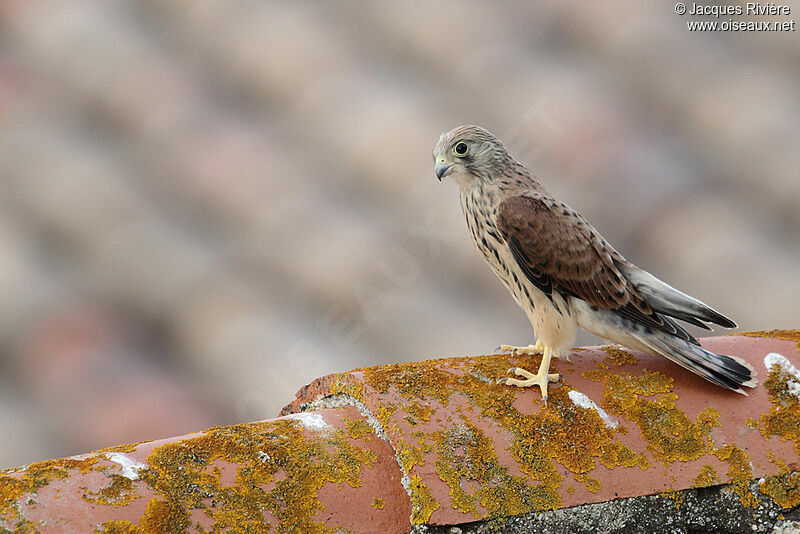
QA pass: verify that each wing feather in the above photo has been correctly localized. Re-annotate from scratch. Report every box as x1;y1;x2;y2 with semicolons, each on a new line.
496;193;698;344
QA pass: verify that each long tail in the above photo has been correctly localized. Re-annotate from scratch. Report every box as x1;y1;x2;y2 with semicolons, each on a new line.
632;330;757;394
616;260;737;330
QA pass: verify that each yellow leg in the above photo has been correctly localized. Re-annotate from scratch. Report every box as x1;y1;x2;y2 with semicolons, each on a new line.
497;346;560;404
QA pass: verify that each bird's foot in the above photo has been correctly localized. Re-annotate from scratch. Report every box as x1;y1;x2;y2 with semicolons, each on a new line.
497;367;560;404
496;339;545;356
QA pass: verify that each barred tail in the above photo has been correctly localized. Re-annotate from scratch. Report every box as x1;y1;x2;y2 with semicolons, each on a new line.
632;330;757;394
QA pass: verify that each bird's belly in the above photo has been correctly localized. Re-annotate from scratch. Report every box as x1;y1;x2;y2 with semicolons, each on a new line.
571;299;653;353
476;235;577;355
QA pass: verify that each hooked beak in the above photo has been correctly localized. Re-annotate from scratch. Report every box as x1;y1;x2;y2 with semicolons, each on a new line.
435;161;453;181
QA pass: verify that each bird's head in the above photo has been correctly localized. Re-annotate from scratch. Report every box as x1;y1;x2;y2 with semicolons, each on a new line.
433;125;511;190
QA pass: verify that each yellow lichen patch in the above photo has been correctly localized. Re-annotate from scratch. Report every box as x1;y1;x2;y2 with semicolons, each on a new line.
709;444;757;507
97;442;149;454
1;456;101;521
574;474;601;494
430;420;550;518
137;498;177;533
602;346;639;367
696;407;721;434
691;465;718;488
409;475;439;524
596;370;709;465
131;418;377;533
754;363;800;458
344;418;374;441
371;498;386;510
350;353;654;519
397;440;425;472
403;400;433;424
760;472;800;509
83;474;141;507
375;402;398;433
660;487;685;508
328;373;365;403
736;329;800;352
96;520;144;533
362;359;458;404
751;365;800;509
586;361;762;506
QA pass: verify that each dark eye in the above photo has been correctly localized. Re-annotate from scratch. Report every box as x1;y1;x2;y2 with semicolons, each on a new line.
453;142;468;157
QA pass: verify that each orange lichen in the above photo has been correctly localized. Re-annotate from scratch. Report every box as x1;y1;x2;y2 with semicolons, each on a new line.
409;475;439;524
596;370;709;465
750;362;800;509
1;456;101;523
344;418;374;440
403;400;433;424
97;442;149;454
328;373;365;403
602;345;639;367
362;359;458;404
709;445;757;507
375;402;398;433
736;329;800;353
350;353;653;521
83;474;141;507
396;440;425;472
753;362;800;456
87;417;378;533
691;465;718;488
760;472;800;509
430;419;553;518
587;360;761;507
661;487;685;508
96;520;144;533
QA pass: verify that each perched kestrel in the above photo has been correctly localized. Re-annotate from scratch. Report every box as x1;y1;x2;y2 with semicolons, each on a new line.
434;125;756;402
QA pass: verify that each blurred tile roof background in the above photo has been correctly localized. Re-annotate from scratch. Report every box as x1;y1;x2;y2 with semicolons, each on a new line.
1;0;798;467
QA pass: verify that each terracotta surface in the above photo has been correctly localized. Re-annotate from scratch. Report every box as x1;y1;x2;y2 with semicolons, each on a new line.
1;406;410;533
282;331;800;526
2;331;799;532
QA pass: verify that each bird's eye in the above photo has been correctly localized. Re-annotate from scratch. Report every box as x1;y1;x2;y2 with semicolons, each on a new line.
453;142;468;157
